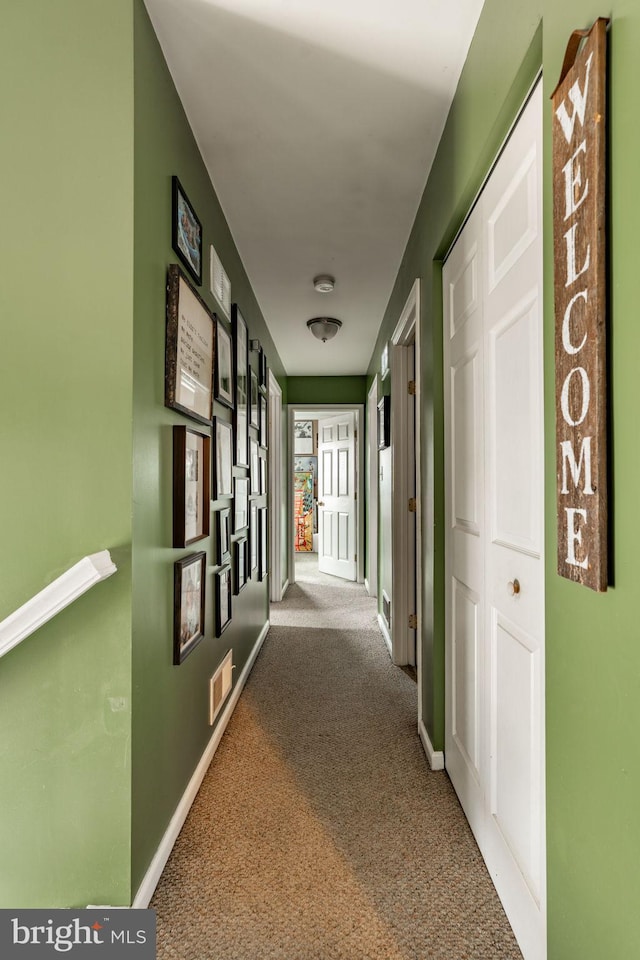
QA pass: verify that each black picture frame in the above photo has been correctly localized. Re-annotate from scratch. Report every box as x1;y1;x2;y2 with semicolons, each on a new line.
258;506;268;581
165;264;215;424
215;319;234;409
250;501;258;576
250;369;259;429
215;507;231;566
215;566;232;637
173;552;206;665
212;417;233;499
258;347;268;391
258;391;268;449
234;476;249;532
378;395;390;450
250;438;260;496
172;176;202;285
232;304;249;468
234;537;249;594
173;425;211;548
259;454;267;496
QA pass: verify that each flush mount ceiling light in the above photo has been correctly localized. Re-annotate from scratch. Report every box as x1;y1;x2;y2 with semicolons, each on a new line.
307;317;342;343
313;274;335;294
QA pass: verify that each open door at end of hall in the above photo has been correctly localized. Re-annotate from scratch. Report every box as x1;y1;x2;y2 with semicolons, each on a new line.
317;411;357;581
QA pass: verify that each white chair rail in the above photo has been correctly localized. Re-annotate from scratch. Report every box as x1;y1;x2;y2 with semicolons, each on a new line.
0;551;117;659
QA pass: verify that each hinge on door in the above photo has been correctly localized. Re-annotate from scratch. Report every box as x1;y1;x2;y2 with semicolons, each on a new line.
408;497;417;513
408;380;416;395
408;614;418;630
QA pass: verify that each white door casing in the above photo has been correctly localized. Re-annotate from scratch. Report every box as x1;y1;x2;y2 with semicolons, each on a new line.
443;81;545;960
318;411;357;581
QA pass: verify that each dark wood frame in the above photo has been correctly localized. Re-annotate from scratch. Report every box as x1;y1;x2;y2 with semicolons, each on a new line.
212;417;233;499
232;304;249;467
172;176;202;285
234;536;249;594
234;476;249;532
215;319;234;409
377;395;390;450
173;425;211;548
215;566;232;637
173;552;206;664
165;264;215;424
250;369;259;429
258;506;268;581
215;507;231;566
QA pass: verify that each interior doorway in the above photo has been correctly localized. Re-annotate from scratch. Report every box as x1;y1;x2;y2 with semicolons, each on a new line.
288;405;364;586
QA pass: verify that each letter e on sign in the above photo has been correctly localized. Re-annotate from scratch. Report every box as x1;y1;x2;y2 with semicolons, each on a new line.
551;18;609;591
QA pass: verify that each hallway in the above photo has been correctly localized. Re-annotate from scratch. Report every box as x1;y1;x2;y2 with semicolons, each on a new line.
151;564;522;959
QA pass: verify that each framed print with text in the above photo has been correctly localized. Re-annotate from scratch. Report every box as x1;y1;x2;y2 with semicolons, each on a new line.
172;176;202;285
173;552;206;664
232;304;249;467
212;417;233;499
173;425;210;548
165;264;214;424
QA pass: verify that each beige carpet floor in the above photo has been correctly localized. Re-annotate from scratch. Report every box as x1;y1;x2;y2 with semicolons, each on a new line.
152;557;522;959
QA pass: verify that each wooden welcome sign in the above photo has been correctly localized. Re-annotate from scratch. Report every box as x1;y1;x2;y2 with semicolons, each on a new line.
552;18;609;591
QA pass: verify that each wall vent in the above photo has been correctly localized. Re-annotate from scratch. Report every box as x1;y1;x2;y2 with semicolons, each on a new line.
209;244;231;319
209;649;233;726
382;591;391;629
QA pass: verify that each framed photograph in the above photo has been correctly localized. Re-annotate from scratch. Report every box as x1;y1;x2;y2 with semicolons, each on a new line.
215;507;231;566
215;320;234;409
232;304;249;467
213;417;233;499
215;566;232;637
381;342;390;380
378;395;390;450
234;476;249;532
259;391;268;449
250;369;259;429
172;176;202;285
165;264;215;424
173;425;211;548
250;438;260;495
260;455;267;496
234;537;249;594
258;347;268;391
258;507;268;581
294;419;313;454
250;501;258;575
173;552;206;664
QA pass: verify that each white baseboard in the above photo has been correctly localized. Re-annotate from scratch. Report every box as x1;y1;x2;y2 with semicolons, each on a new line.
418;718;445;771
132;620;270;908
281;579;290;598
377;613;392;658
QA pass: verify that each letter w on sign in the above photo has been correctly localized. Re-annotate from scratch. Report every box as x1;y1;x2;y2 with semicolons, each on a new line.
552;18;609;591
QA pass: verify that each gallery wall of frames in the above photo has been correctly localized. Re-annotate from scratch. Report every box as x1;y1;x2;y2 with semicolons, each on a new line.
167;177;269;665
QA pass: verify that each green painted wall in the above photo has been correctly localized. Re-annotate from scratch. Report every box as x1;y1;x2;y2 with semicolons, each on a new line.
369;1;640;956
131;1;286;896
0;0;135;906
287;376;367;405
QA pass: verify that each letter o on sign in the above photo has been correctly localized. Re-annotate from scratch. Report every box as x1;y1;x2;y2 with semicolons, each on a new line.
560;366;590;426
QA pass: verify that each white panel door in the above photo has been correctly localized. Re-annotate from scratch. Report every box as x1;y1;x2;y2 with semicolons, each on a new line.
317;412;357;580
443;81;545;960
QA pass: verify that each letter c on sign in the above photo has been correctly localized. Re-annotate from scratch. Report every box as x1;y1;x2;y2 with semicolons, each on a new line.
562;290;588;355
561;366;590;426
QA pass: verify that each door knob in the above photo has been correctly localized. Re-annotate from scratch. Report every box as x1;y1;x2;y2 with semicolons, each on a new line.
317;501;325;507
507;579;521;596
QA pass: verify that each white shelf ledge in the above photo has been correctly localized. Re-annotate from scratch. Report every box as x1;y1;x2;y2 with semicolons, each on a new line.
0;550;117;659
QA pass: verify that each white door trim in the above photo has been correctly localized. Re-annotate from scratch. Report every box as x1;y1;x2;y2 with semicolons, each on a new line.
288;404;365;586
268;370;283;602
390;279;421;667
365;378;379;598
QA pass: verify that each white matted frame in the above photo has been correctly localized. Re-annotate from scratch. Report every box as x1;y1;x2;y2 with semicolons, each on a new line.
288;404;365;586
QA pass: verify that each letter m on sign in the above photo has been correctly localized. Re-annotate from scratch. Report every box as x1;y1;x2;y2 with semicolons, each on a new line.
551;18;609;591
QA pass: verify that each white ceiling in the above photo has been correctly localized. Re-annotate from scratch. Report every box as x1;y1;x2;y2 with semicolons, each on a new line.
144;0;485;375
